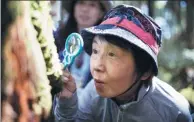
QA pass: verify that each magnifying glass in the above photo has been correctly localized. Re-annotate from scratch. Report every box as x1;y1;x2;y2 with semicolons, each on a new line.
62;33;84;69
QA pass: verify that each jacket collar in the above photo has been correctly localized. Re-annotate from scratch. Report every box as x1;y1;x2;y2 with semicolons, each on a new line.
110;79;152;109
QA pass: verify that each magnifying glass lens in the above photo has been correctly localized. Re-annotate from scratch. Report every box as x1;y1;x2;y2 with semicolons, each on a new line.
67;36;79;54
63;33;83;69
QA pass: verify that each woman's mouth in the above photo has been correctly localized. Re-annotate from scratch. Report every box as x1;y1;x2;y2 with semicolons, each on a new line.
94;79;105;89
79;15;89;21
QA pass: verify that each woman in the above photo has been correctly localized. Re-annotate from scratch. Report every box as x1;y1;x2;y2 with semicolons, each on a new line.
54;5;192;122
54;0;112;88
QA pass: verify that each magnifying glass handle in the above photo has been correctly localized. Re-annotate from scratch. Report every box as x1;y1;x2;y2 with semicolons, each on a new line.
63;55;72;69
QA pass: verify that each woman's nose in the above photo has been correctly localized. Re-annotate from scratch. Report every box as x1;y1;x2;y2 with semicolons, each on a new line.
93;55;105;72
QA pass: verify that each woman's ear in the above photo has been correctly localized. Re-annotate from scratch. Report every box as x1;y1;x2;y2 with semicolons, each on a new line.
140;70;152;81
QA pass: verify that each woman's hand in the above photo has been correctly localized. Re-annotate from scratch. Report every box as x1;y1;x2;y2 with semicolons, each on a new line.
58;69;76;98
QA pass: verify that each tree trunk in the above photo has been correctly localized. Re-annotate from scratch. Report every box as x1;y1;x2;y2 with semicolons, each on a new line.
186;0;194;48
148;0;154;17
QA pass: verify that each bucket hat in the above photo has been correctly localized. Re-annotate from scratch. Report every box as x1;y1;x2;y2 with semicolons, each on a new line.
81;4;162;75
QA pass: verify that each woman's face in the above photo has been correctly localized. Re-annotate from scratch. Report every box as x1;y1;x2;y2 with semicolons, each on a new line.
74;1;104;28
90;35;138;98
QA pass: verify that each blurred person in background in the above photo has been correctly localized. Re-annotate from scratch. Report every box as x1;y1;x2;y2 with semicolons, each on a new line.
54;5;192;122
54;0;112;89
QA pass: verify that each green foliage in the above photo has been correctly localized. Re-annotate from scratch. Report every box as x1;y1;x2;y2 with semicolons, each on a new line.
158;36;194;88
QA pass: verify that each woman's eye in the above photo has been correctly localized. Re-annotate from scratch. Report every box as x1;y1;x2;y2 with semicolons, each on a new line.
92;49;98;54
108;52;115;57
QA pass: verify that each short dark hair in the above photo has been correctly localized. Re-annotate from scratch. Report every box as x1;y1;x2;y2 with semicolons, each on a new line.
104;35;154;78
